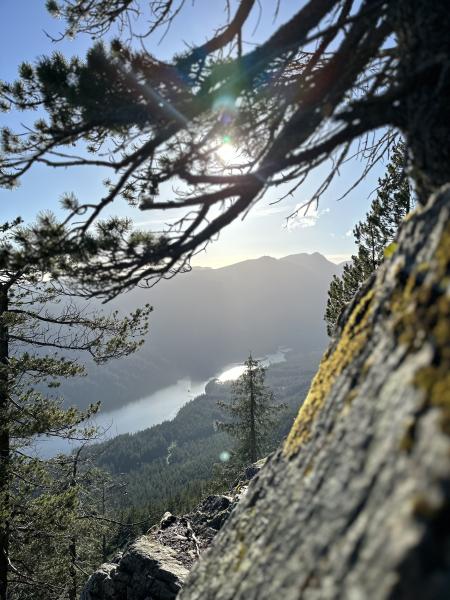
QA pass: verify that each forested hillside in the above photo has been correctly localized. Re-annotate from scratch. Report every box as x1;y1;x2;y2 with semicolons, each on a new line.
61;254;339;412
86;352;316;538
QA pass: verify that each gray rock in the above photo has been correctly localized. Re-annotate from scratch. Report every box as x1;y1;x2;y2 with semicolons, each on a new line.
81;538;188;600
179;187;450;599
189;495;232;531
81;461;264;598
160;512;177;530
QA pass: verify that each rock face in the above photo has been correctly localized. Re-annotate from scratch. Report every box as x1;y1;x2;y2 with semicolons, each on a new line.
80;539;188;600
81;461;266;599
179;188;450;599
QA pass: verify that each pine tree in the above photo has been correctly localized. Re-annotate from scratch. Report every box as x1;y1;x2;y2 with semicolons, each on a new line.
0;218;151;600
1;2;448;296
217;354;284;468
324;275;347;336
325;142;414;336
8;443;131;600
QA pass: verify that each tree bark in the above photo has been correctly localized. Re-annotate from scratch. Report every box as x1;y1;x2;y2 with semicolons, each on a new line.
394;0;450;201
68;449;81;600
0;288;9;600
249;363;257;464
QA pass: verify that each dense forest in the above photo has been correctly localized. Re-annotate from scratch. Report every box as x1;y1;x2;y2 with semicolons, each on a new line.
1;0;449;598
87;351;316;544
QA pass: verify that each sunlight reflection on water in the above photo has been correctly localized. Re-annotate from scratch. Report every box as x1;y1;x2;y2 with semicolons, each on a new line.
216;349;288;383
37;348;289;457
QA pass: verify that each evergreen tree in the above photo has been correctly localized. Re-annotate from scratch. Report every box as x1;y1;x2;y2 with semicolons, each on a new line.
217;354;284;467
0;218;151;600
325;142;414;336
1;2;448;297
10;449;108;600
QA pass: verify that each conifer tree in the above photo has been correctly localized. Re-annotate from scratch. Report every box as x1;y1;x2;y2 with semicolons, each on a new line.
0;218;151;600
217;354;283;467
21;448;129;600
325;142;414;336
1;1;448;298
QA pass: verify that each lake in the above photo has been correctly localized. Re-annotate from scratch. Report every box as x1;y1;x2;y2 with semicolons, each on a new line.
36;348;288;457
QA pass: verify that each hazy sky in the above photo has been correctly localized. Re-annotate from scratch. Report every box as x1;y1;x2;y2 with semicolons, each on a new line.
0;0;385;266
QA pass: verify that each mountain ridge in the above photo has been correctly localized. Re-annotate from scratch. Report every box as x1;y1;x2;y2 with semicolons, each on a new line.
62;252;339;412
191;252;346;272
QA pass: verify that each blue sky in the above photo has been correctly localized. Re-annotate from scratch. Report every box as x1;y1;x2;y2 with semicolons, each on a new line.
0;0;384;266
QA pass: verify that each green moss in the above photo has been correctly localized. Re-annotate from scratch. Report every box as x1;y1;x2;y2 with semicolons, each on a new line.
234;542;247;571
285;217;450;460
392;223;450;441
414;368;450;433
344;389;358;406
399;418;416;452
231;526;249;572
303;458;315;477
384;242;398;259
284;290;374;458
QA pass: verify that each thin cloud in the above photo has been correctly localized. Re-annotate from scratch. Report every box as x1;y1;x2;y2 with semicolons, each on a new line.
251;204;287;218
287;205;330;230
326;253;352;264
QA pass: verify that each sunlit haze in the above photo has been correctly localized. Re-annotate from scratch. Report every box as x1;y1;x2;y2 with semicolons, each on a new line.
0;0;385;269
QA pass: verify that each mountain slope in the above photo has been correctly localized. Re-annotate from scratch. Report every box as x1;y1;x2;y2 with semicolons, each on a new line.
63;253;338;412
86;351;316;517
178;188;450;599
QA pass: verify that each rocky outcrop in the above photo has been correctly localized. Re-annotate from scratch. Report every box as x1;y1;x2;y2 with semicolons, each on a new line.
81;460;266;599
179;188;450;599
80;539;188;600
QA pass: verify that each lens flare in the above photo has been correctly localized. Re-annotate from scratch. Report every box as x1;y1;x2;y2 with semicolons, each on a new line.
219;451;231;462
216;136;241;164
212;95;236;113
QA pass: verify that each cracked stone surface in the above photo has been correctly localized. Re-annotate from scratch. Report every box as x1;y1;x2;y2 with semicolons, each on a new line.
80;538;188;600
179;188;450;600
81;461;266;599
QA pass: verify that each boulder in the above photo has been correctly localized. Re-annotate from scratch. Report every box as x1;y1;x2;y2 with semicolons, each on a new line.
81;538;188;600
82;459;266;598
179;188;450;599
160;512;178;530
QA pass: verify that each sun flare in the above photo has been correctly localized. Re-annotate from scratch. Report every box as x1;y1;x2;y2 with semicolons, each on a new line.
216;135;242;165
217;142;237;163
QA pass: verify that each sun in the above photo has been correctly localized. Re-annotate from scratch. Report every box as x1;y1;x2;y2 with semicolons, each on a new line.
216;136;241;165
217;142;237;163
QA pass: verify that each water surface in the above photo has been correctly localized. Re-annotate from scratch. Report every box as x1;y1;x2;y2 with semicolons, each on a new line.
37;348;288;457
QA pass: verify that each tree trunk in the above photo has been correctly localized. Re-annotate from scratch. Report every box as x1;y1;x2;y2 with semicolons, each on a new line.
394;0;450;202
68;450;81;600
0;289;9;600
102;484;107;563
249;365;257;464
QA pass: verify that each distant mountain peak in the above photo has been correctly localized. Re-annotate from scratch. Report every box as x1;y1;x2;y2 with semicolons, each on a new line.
193;252;336;271
279;252;333;267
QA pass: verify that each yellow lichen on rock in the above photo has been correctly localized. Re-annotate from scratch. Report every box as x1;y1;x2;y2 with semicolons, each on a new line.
283;289;374;458
412;287;450;434
384;242;398;259
393;222;450;436
284;210;450;460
